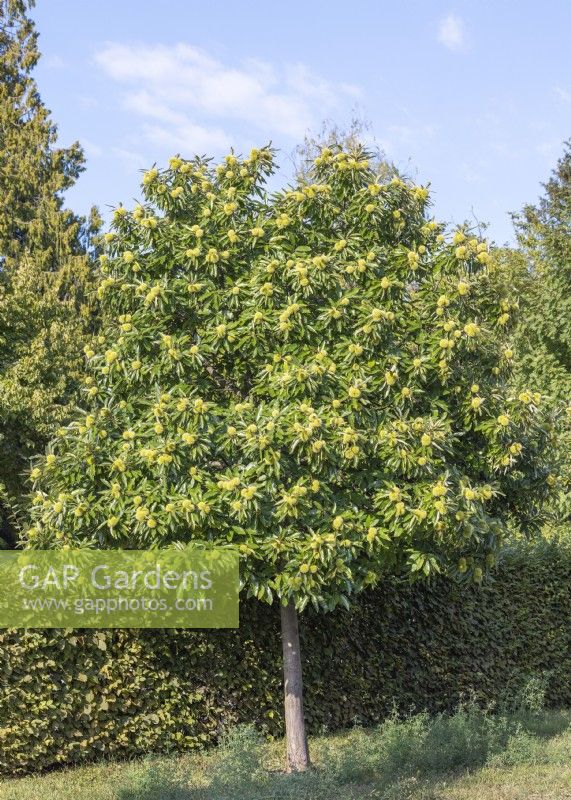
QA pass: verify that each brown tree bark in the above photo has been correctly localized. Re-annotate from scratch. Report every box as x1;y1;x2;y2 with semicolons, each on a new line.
280;600;311;772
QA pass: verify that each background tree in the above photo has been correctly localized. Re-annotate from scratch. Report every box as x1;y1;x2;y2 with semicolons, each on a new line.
511;141;571;402
498;142;571;519
0;0;100;544
291;116;396;185
25;144;554;771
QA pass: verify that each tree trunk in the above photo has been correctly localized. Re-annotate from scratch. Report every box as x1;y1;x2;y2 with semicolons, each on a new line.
280;600;310;772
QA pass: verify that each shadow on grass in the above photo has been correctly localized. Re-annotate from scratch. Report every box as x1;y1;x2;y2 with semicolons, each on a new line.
117;695;571;800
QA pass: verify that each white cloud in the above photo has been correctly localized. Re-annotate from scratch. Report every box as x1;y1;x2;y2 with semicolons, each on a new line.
387;123;438;144
378;121;438;156
437;14;466;52
535;139;562;161
45;54;66;69
111;147;148;169
554;86;571;103
78;95;99;110
94;42;361;155
142;122;232;154
82;138;103;158
460;162;484;184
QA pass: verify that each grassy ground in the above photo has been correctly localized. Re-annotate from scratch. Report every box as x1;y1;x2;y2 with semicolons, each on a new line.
2;708;571;800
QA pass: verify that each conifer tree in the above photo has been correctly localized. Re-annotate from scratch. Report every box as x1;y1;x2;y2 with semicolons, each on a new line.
511;141;571;407
0;0;99;543
499;142;571;518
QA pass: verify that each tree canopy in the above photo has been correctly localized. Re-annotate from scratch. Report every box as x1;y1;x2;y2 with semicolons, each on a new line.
510;140;571;408
0;0;99;542
25;144;554;607
498;141;571;519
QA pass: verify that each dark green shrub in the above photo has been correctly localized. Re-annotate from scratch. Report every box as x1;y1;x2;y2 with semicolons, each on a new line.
1;539;570;776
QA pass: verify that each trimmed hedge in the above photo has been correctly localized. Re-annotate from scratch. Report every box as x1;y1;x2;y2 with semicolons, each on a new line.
1;540;570;775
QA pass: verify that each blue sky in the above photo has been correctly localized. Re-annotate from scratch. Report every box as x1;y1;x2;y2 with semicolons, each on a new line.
33;0;570;244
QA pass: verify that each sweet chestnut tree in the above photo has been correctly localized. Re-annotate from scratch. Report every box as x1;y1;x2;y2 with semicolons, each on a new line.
25;145;553;771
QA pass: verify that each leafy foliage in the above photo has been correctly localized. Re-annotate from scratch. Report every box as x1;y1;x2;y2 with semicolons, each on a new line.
506;141;571;517
291;116;396;185
1;540;570;776
0;0;100;542
25;144;555;609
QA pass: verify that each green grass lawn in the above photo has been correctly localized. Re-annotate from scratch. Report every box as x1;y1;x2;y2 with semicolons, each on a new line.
2;708;571;800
